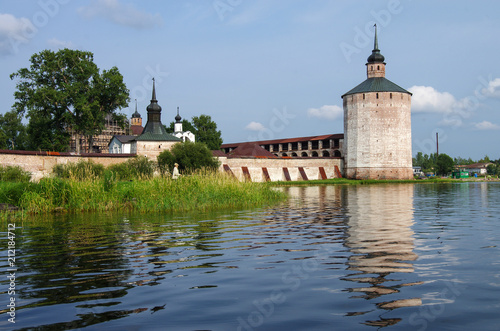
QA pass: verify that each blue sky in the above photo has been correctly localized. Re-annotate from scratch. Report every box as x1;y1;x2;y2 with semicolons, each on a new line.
1;0;500;160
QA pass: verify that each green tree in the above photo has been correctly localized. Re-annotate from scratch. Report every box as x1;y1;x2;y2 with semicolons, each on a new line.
10;48;129;152
192;115;223;150
486;164;498;175
157;141;219;175
0;110;28;150
435;153;454;176
478;155;491;163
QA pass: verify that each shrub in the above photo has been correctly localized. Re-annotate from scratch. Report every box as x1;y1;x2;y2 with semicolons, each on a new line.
158;141;219;175
0;165;31;182
107;156;156;180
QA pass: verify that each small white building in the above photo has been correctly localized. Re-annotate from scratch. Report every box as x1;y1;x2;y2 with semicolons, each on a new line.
172;107;195;142
109;135;136;154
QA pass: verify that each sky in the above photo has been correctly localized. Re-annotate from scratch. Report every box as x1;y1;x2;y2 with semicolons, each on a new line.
1;0;500;160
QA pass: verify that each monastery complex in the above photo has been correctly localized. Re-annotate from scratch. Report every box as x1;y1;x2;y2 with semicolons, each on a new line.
0;27;413;181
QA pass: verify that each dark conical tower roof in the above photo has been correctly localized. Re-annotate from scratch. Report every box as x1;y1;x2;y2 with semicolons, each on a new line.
146;78;162;112
367;24;385;64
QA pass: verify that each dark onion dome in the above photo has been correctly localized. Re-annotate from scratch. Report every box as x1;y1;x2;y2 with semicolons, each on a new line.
132;109;141;118
367;49;385;63
367;24;385;63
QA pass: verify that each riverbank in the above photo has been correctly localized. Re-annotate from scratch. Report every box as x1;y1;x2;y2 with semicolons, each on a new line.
271;177;500;186
0;171;286;216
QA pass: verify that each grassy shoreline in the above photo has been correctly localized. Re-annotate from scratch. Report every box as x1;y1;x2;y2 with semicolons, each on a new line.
0;171;287;216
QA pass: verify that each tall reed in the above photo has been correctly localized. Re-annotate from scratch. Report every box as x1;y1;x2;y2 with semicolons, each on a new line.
5;170;286;215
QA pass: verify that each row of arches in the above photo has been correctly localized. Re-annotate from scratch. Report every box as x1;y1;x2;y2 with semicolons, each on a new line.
276;150;342;158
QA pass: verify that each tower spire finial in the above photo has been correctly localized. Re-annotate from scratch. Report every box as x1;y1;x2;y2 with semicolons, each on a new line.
374;24;379;51
151;77;157;101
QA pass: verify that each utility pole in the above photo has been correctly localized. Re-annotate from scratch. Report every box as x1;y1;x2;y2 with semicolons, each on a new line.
436;132;439;157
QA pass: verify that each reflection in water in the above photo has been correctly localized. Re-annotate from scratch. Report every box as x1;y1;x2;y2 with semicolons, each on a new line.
342;184;422;327
0;185;430;330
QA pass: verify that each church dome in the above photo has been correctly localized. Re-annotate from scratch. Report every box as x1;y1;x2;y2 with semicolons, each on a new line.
367;49;385;63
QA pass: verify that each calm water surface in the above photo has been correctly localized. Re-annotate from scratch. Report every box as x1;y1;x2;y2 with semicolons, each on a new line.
1;183;499;330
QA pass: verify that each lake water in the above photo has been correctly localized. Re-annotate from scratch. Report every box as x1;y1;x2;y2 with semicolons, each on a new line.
1;182;499;330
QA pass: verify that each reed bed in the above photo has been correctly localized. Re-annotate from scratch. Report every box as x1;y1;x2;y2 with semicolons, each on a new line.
0;170;286;215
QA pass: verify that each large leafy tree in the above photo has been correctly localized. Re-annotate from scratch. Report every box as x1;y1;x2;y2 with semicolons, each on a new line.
0;110;28;150
10;48;129;152
436;153;454;176
157;141;219;175
192;115;223;150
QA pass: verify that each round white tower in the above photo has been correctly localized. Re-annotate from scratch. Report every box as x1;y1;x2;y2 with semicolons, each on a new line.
341;26;413;180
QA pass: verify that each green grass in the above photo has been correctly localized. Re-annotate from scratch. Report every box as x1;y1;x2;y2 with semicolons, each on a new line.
0;170;286;215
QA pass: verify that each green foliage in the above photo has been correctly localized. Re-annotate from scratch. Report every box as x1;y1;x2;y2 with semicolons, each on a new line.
436;153;455;176
0;110;28;150
0;165;31;182
52;160;104;180
10;48;129;152
487;164;499;175
2;171;286;214
413;152;438;173
164;114;223;150
192;115;223;150
107;156;156;180
158;142;219;175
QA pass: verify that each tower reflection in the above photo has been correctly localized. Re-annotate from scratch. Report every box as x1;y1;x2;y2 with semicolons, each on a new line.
343;184;422;327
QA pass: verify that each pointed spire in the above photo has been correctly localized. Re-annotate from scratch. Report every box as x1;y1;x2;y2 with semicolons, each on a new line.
175;106;182;122
135;98;137;112
367;24;385;64
151;77;157;102
146;77;161;112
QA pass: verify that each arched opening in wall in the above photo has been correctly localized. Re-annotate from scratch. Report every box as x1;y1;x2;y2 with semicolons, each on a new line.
282;153;288;157
274;153;279;157
377;65;380;70
291;152;298;157
334;150;341;157
301;152;308;157
322;151;330;157
312;151;318;157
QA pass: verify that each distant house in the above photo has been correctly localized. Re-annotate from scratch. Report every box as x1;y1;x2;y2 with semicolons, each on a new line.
455;163;492;175
109;135;136;154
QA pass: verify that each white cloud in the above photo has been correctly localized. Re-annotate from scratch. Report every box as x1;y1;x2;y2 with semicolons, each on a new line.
47;38;73;49
474;121;500;131
78;0;162;29
307;105;343;120
481;78;500;98
408;85;457;113
0;13;34;55
245;121;265;131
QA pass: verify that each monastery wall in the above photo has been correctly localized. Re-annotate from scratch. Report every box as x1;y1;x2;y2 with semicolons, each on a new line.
218;157;344;182
0;150;343;182
0;150;133;181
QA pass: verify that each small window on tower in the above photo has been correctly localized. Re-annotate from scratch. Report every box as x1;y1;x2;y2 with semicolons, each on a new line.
377;65;380;70
376;93;379;99
390;93;392;99
363;94;365;100
371;66;373;70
